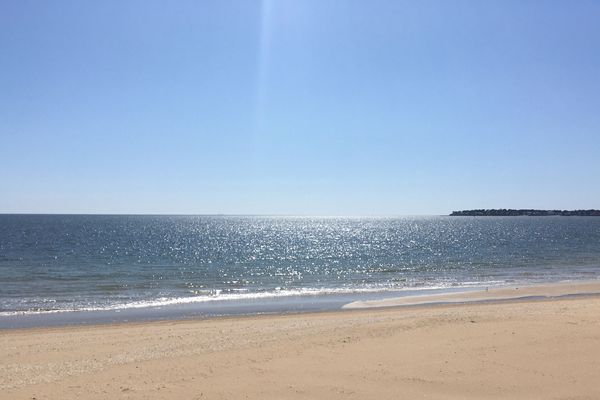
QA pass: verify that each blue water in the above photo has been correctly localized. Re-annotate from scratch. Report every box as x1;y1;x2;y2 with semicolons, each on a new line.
1;215;599;322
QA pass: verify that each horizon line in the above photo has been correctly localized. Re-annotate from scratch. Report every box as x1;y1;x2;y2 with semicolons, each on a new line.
0;212;448;217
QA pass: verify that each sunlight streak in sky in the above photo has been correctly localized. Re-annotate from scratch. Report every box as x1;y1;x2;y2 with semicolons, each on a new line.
255;0;274;136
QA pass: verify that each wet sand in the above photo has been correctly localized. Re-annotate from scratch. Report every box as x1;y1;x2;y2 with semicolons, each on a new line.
2;282;600;399
344;280;600;308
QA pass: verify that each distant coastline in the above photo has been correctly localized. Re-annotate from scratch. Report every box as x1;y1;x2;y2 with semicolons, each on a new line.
450;209;600;216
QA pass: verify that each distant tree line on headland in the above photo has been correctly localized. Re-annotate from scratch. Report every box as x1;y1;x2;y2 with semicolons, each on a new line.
450;209;600;216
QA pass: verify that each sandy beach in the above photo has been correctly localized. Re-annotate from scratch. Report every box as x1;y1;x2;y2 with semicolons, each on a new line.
2;283;600;399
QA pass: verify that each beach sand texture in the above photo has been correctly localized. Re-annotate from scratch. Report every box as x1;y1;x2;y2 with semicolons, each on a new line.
2;289;600;399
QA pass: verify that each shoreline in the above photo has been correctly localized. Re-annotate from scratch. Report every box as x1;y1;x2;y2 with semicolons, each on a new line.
2;293;600;399
2;279;600;330
343;279;600;309
5;288;600;337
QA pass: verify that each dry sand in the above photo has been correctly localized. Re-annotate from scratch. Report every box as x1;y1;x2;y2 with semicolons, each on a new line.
2;282;600;399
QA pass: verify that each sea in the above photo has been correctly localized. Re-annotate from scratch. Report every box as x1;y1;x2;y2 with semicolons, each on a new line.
1;215;599;328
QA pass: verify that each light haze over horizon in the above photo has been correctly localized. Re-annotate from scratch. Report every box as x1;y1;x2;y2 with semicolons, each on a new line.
1;1;599;215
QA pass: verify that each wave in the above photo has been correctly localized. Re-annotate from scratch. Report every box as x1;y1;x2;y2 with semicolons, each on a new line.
0;280;512;317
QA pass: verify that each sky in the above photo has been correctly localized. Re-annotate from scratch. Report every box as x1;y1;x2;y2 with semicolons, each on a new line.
1;0;599;215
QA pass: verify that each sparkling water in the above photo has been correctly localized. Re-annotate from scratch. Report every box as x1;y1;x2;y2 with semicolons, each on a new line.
1;215;599;315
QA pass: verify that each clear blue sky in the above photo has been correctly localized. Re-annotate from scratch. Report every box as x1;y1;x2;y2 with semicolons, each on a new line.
1;1;599;215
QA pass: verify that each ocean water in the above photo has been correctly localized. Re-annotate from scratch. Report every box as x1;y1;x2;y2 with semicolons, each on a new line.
1;215;599;323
